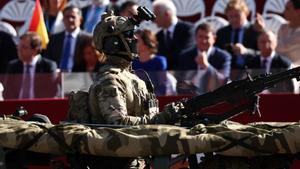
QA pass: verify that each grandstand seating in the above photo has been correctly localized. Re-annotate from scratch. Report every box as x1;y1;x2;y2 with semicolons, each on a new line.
263;0;289;17
68;0;93;8
194;15;229;32
173;0;206;22
0;0;35;36
264;13;287;34
0;21;17;37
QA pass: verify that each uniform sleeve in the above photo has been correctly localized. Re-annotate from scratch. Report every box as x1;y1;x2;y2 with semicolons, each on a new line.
96;79;168;125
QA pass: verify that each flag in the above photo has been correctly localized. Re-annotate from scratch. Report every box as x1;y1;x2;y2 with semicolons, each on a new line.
28;0;49;49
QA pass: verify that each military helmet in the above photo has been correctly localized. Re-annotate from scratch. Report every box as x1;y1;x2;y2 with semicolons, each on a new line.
93;11;137;61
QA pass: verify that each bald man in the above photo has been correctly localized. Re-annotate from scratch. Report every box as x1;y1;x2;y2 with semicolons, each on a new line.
245;30;295;93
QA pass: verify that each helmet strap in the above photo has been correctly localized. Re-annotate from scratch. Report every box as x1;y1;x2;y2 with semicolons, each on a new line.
118;33;136;60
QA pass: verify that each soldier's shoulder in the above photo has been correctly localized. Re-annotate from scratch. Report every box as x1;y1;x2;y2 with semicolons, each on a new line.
98;65;122;75
93;65;125;86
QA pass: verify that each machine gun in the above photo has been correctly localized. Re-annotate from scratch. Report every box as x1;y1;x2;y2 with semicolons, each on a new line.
160;67;300;169
179;66;300;127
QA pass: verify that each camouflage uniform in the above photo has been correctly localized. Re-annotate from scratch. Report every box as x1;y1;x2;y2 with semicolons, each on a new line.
88;57;168;125
87;11;177;126
81;8;179;169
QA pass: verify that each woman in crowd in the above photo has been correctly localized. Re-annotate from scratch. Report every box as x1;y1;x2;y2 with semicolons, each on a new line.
43;0;67;34
133;29;167;71
276;0;300;66
132;29;176;96
73;36;106;73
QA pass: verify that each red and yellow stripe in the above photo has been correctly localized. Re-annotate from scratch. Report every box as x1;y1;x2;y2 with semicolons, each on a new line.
28;0;49;49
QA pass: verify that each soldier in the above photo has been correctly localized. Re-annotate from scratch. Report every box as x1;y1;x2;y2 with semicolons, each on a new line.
69;8;183;169
89;10;181;125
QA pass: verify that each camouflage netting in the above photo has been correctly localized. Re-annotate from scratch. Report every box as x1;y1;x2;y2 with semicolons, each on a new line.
0;116;300;157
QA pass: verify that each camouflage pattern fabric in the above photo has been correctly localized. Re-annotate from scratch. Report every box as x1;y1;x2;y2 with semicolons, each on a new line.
0;117;300;157
68;90;90;123
88;64;169;125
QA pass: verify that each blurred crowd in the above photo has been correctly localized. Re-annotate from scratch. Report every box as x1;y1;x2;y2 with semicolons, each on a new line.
0;0;300;100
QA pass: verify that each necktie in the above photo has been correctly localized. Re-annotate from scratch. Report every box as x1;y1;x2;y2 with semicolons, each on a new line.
233;28;245;68
60;34;73;72
233;28;240;44
84;6;103;33
22;64;32;99
165;30;172;50
262;58;268;69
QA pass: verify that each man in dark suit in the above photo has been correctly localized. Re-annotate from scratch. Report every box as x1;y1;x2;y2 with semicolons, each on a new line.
46;5;91;72
153;0;194;70
3;32;59;99
215;0;264;69
177;22;231;94
246;30;295;93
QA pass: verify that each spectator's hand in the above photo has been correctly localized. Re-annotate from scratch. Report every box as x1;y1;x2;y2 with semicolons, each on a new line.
253;13;265;32
162;101;185;124
194;51;209;69
232;43;248;55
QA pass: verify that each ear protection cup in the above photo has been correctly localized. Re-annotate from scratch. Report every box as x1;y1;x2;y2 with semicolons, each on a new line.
103;36;122;53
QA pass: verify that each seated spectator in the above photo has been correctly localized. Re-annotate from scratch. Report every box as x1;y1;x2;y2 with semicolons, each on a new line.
132;29;176;96
73;35;106;73
246;30;295;93
177;22;231;94
276;0;300;67
45;5;91;72
3;32;59;99
215;0;264;69
152;0;194;70
0;21;17;37
82;0;110;33
43;0;67;34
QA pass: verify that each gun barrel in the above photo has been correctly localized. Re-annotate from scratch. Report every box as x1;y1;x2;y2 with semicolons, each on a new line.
257;66;300;91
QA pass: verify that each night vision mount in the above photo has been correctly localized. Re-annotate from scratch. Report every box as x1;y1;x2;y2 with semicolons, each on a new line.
129;6;156;25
